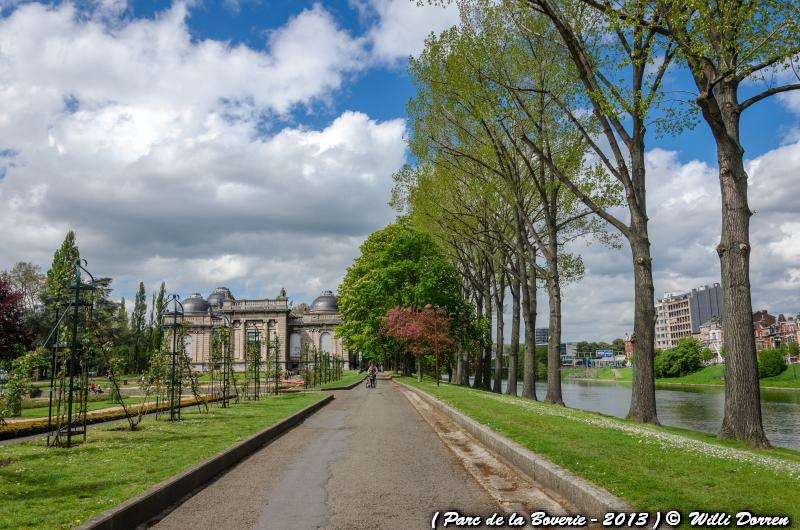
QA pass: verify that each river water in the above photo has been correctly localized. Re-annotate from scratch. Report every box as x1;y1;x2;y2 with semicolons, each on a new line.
487;379;800;450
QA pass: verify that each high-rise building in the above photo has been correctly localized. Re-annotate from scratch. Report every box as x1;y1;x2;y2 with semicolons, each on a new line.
535;328;549;345
655;283;723;349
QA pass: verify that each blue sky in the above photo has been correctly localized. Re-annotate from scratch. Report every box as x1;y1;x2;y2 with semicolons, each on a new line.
0;0;798;341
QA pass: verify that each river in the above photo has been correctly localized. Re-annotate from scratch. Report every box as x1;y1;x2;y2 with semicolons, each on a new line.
486;379;800;450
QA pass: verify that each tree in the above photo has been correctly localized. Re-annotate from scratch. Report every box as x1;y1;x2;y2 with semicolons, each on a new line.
291;302;310;316
338;223;475;371
650;0;800;448
654;337;704;378
46;230;80;303
3;262;45;313
381;304;455;384
404;4;620;401
0;277;29;366
758;349;788;379
130;282;147;372
151;282;166;355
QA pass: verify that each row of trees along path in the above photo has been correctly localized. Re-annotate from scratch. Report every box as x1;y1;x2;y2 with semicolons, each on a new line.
396;0;799;447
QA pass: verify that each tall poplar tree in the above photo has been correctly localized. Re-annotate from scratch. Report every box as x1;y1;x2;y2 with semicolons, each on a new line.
46;230;80;304
130;282;147;372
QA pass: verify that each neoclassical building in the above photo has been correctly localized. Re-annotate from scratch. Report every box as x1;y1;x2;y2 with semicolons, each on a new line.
178;287;351;371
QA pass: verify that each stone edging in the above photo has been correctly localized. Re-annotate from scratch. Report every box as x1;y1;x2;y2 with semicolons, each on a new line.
396;381;633;518
75;394;335;530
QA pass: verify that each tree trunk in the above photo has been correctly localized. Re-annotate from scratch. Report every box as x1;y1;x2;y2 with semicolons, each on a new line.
481;266;493;389
417;354;423;382
493;273;505;393
699;82;769;447
544;258;564;405
626;220;659;423
521;251;538;399
508;263;520;396
472;288;484;389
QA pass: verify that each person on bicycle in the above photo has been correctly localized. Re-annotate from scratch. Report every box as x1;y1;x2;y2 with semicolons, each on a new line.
367;362;378;389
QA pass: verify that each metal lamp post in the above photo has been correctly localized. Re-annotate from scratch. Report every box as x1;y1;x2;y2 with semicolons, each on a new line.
163;295;184;421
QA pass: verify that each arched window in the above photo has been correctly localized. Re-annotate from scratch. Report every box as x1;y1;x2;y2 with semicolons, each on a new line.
320;332;332;354
289;333;302;360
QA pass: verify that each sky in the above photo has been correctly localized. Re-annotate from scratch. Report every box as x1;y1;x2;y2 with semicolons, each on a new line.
0;0;798;342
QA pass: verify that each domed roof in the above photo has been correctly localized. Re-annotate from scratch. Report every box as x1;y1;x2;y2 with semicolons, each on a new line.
309;290;338;313
183;293;211;313
207;287;233;308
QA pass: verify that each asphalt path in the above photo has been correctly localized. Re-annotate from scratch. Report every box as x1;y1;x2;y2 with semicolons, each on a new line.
150;378;500;529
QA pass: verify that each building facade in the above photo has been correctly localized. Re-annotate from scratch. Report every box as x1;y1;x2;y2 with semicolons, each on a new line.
753;310;799;353
655;283;723;349
695;317;724;363
535;328;549;345
176;287;351;371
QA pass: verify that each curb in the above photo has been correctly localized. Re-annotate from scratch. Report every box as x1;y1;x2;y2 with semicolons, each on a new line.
396;381;633;518
76;394;335;530
320;374;368;391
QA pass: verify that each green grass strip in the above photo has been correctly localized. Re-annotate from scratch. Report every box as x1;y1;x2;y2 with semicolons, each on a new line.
401;377;800;521
0;392;325;530
563;364;800;389
318;370;366;389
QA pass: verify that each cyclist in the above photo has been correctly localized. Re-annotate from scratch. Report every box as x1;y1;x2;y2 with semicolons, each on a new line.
367;362;378;389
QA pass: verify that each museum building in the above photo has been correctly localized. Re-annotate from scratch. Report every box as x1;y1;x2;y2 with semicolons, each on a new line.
177;287;351;371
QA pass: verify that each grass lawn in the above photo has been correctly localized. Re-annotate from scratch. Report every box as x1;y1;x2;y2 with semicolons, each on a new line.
0;392;325;530
318;370;365;389
401;377;800;520
564;364;800;389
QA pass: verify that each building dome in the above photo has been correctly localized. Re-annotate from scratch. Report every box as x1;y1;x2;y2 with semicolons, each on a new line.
183;293;211;313
207;287;233;308
309;290;338;313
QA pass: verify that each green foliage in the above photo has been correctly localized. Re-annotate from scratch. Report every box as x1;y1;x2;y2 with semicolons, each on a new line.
789;342;799;357
0;394;325;528
576;341;614;356
45;230;80;303
130;281;147;372
759;349;788;379
654;338;704;378
338;222;474;364
4;349;48;417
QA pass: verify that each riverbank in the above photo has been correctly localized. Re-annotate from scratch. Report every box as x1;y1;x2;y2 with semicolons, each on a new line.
0;392;326;530
563;364;800;390
401;377;800;519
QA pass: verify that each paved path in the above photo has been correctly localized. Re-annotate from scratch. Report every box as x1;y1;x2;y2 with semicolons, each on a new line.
151;378;564;529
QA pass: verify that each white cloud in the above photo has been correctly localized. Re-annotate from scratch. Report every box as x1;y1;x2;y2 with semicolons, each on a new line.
361;0;460;63
0;2;406;307
544;142;800;342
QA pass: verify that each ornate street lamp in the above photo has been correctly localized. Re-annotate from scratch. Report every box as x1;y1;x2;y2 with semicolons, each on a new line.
163;294;184;421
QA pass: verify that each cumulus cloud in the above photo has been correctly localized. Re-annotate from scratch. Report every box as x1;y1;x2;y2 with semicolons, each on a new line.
356;0;460;63
0;2;405;307
551;141;800;342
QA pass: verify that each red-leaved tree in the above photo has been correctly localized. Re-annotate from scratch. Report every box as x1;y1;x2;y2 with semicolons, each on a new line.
381;304;454;385
0;276;29;365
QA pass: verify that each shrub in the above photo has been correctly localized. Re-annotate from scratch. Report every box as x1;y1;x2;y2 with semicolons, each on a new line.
759;348;788;378
655;338;704;378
